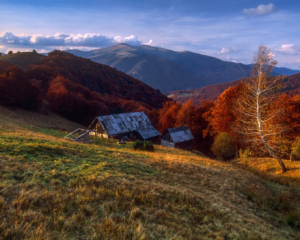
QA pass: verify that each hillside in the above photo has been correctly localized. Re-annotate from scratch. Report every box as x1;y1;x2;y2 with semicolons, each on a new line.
0;52;45;70
0;105;84;131
168;73;300;106
66;44;300;93
0;114;300;239
0;51;170;125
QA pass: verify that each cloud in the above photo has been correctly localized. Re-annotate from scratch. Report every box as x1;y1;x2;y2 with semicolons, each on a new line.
243;4;276;16
114;35;143;46
145;39;153;45
0;32;145;48
217;47;239;54
276;44;300;55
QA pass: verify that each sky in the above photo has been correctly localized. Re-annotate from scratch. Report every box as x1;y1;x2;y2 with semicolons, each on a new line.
1;0;300;69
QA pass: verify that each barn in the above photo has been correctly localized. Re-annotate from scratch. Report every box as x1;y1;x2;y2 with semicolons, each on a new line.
89;112;160;142
161;126;194;149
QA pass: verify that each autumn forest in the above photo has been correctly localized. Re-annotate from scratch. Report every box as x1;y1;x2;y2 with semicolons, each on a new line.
0;48;300;167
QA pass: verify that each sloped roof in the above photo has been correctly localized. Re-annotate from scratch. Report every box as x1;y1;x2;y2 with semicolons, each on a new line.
137;127;161;139
91;112;159;138
166;126;194;143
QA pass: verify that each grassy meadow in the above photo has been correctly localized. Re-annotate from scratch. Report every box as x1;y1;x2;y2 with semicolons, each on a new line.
0;115;300;239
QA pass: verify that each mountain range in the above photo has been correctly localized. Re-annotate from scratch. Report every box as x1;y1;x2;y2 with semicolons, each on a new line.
168;73;300;106
66;44;300;93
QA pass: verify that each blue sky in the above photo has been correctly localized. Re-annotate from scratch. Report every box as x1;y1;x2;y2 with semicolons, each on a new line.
1;0;300;69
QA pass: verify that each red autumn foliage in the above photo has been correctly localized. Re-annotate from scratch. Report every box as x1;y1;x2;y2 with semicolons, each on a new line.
31;50;169;124
0;50;169;125
157;101;182;133
46;76;110;125
269;94;300;142
203;82;244;137
0;66;43;110
155;99;214;155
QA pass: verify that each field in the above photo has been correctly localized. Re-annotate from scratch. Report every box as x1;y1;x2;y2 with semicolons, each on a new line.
0;111;300;239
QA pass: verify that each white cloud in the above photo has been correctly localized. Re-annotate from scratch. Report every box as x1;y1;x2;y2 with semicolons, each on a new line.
145;39;153;45
0;32;144;48
276;44;300;55
243;4;276;16
114;35;142;45
217;47;239;54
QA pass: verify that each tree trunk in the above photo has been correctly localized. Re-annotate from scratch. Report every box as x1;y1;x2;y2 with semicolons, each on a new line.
257;89;287;173
290;152;293;162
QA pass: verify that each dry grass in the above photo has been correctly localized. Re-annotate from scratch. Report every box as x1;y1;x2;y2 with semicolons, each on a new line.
0;105;84;131
234;157;300;187
0;115;300;239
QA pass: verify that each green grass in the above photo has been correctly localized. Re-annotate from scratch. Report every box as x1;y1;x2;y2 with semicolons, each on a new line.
0;121;300;239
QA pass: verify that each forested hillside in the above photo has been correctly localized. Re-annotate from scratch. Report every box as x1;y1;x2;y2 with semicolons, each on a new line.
168;73;300;106
0;51;169;125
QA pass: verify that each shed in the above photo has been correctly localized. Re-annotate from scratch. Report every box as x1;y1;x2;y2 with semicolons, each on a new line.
89;112;160;142
64;128;95;143
161;126;194;149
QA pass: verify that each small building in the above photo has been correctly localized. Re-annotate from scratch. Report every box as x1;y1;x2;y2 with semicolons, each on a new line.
161;126;194;149
89;112;160;142
64;128;96;143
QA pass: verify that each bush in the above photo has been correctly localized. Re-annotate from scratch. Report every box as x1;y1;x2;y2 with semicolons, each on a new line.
292;137;300;158
133;140;154;152
143;141;154;152
239;148;250;165
212;132;235;160
133;140;143;150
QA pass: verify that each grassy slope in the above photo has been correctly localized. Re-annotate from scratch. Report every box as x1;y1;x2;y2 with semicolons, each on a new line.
0;52;45;70
0;114;300;239
0;105;84;131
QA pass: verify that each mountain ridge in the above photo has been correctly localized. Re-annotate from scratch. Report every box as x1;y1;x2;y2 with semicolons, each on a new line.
66;44;300;93
168;73;300;106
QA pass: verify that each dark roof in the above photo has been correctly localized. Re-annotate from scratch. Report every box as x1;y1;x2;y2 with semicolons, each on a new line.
137;127;161;139
90;112;160;138
163;126;194;143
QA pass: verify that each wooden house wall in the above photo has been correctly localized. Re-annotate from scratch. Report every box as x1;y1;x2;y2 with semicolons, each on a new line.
174;140;193;149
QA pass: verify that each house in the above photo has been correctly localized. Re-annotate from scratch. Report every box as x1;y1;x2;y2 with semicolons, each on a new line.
89;112;161;142
161;126;194;149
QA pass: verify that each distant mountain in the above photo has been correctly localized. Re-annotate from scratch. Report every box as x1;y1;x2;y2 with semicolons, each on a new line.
66;44;300;93
247;64;300;76
168;73;300;106
0;53;6;56
66;44;204;93
272;67;299;76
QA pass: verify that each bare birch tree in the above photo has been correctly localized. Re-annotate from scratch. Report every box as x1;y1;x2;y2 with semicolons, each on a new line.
237;45;287;173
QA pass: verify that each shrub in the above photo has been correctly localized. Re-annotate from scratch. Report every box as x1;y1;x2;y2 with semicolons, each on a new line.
133;140;143;150
239;148;250;165
143;141;154;152
292;137;300;158
133;140;154;152
212;132;235;160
